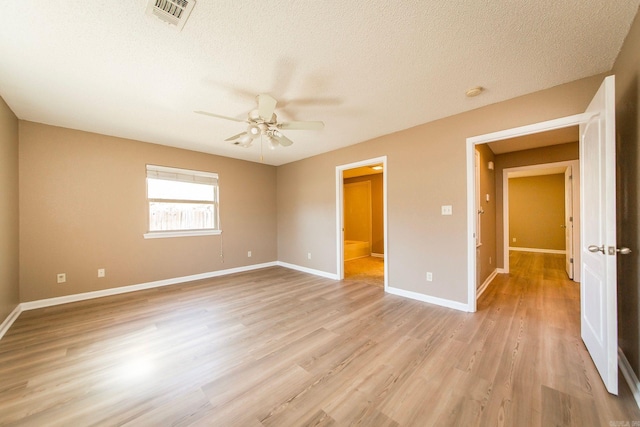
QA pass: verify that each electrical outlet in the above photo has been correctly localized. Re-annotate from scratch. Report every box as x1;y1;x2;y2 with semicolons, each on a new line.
426;272;433;282
57;273;66;284
489;257;492;265
512;237;517;243
441;205;453;215
307;252;312;260
98;268;105;278
247;251;252;258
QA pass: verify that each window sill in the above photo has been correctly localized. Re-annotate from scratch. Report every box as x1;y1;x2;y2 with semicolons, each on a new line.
144;230;222;239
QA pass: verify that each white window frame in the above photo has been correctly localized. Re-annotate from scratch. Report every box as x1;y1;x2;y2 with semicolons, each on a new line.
143;164;221;239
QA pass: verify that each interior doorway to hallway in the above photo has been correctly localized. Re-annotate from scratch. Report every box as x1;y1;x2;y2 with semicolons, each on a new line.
469;124;581;307
466;76;620;395
472;126;581;300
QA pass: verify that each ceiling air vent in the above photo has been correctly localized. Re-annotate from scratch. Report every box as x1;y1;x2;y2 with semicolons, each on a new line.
146;0;196;31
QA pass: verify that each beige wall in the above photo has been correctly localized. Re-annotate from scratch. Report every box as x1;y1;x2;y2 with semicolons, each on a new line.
19;122;277;302
613;6;640;378
344;174;384;254
509;174;566;251
0;97;20;320
344;181;371;244
277;74;604;304
475;144;496;287
494;142;578;268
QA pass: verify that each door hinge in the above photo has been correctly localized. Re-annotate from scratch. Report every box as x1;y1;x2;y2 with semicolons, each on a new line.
570;258;574;263
570;216;573;222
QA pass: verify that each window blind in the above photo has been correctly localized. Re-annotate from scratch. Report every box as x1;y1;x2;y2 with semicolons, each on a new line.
146;164;218;186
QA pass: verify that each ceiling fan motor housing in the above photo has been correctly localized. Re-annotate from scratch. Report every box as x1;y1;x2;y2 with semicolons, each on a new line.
249;109;276;124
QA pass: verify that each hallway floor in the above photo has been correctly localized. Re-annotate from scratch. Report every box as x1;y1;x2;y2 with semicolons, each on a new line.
344;256;384;287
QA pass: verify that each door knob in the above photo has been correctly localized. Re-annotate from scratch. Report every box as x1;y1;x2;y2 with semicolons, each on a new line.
588;245;605;254
617;247;632;255
560;224;566;228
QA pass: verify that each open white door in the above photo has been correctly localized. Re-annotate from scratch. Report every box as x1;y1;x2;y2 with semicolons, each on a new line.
580;75;618;395
564;166;574;279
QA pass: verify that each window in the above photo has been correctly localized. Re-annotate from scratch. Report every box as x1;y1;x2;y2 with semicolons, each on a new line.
144;165;220;238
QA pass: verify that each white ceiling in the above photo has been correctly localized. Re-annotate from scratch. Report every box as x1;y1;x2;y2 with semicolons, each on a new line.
508;167;568;178
488;126;579;154
0;1;638;166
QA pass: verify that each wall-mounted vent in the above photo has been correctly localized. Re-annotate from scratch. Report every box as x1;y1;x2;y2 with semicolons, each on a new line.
146;0;196;31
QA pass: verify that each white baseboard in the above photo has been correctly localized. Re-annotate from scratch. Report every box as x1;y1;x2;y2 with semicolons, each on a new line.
3;260;468;341
3;261;337;341
276;261;339;280
619;347;640;410
386;286;470;312
371;253;385;259
20;262;278;311
509;247;566;254
496;268;506;273
477;269;498;298
0;304;22;340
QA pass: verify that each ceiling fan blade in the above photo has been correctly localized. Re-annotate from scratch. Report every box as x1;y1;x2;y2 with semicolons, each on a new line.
194;110;246;123
257;94;277;121
225;131;247;141
278;121;324;130
273;131;294;147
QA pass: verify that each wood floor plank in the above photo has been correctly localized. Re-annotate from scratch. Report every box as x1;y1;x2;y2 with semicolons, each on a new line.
1;252;639;425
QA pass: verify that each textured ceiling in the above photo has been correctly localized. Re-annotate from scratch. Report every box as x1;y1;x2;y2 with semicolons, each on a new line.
0;1;638;165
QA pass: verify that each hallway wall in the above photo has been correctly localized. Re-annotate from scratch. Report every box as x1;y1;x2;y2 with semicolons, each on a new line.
344;174;384;254
508;174;566;251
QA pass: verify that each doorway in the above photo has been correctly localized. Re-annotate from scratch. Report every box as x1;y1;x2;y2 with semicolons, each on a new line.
466;76;619;394
502;160;580;281
466;116;587;311
336;156;388;290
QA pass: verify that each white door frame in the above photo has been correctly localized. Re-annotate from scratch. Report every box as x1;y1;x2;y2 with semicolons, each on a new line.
466;113;589;312
502;160;580;281
336;156;388;290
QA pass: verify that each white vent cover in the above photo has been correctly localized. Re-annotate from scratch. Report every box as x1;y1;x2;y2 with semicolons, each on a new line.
146;0;196;31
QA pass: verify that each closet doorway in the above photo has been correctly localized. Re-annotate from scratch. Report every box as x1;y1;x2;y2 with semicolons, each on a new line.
336;156;388;289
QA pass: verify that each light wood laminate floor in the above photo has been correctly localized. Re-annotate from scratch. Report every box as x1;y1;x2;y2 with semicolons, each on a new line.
1;252;639;426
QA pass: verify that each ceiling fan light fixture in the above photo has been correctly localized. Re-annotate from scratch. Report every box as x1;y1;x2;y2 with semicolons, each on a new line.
238;134;253;146
266;136;279;150
197;93;323;153
247;124;261;138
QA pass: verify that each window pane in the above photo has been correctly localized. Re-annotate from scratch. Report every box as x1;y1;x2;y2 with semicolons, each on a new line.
147;178;214;201
149;202;216;231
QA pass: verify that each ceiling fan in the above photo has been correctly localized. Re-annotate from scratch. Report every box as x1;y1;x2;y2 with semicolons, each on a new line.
195;94;324;149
